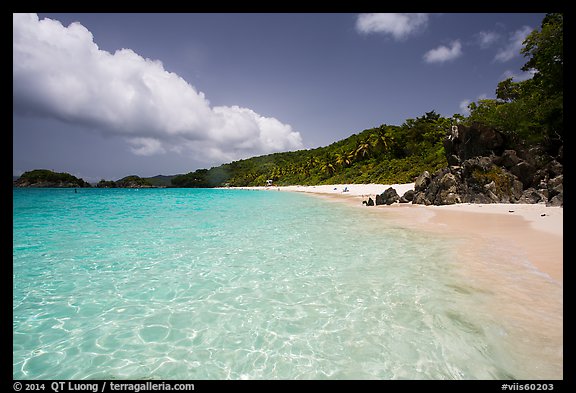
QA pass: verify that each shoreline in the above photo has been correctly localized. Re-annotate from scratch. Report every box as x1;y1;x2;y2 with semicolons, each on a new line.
236;182;563;379
231;183;563;283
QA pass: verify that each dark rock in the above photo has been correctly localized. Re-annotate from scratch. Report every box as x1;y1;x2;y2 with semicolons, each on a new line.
548;175;563;199
510;161;536;189
537;187;549;200
500;150;522;169
443;123;505;165
400;189;414;203
414;171;431;192
462;157;494;179
432;173;461;205
437;191;462;205
547;194;563;207
546;176;563;206
439;172;457;189
366;197;374;206
511;179;525;201
446;154;460;166
517;188;546;204
412;192;431;205
380;187;400;205
531;169;549;189
460;192;494;204
546;160;563;178
524;146;550;168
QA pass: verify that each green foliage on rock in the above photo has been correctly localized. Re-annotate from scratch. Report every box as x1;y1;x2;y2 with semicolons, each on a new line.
470;166;515;198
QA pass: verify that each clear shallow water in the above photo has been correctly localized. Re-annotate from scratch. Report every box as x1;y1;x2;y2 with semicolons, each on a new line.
13;188;562;380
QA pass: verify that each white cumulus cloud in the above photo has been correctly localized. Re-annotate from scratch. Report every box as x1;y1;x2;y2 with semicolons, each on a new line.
476;30;500;48
423;40;463;64
356;13;429;40
494;25;533;62
501;69;536;82
12;13;303;163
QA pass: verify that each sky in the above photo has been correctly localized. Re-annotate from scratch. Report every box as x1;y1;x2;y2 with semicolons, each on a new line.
13;12;546;183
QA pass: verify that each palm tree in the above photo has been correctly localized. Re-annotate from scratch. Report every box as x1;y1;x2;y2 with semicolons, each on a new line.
355;139;372;160
320;161;336;176
270;166;281;181
306;155;319;171
335;152;351;168
370;126;391;155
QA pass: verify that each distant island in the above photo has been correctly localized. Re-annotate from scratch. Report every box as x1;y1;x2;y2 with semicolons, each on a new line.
13;14;562;206
13;169;92;188
97;175;153;188
13;171;173;189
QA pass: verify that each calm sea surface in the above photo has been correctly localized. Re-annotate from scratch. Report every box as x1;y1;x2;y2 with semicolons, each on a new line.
13;188;562;380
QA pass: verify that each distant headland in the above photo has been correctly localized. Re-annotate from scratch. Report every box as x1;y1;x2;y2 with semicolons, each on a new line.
12;170;173;189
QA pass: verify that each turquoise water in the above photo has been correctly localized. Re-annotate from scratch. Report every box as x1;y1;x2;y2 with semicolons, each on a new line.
13;188;562;380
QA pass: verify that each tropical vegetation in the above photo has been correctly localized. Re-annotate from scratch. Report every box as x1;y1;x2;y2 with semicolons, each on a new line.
464;13;562;152
172;111;450;187
172;13;562;188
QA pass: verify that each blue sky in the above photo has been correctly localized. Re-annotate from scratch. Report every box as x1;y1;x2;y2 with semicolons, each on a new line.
13;13;546;182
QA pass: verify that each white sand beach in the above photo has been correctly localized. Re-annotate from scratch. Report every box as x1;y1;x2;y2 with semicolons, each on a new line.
237;183;563;282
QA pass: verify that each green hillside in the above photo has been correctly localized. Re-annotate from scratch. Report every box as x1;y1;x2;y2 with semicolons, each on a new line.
172;111;450;187
145;175;176;187
172;14;562;189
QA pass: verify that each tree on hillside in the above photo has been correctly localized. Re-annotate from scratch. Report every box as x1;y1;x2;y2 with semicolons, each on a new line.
520;12;563;146
370;125;392;155
495;78;521;102
335;152;351;168
521;13;563;100
467;13;563;151
354;139;372;160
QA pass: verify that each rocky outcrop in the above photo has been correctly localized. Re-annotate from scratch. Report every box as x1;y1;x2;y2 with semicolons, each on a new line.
362;197;375;206
376;187;400;205
443;123;505;165
399;189;414;203
412;123;563;206
366;187;413;206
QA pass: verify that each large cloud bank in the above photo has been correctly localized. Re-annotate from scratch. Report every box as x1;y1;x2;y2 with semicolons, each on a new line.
13;13;303;162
